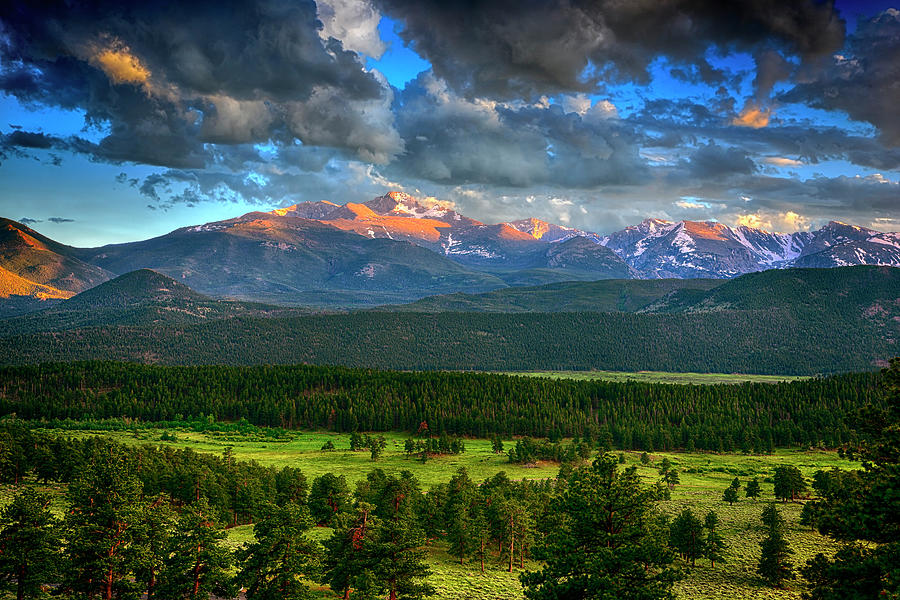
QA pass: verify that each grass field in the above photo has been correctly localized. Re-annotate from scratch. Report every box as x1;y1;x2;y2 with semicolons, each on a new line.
502;370;812;385
5;428;857;600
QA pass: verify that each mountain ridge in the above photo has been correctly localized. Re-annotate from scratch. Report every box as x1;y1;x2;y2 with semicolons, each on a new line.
2;192;898;310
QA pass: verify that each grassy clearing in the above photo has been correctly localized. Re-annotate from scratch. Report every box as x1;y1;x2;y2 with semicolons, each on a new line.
502;370;812;385
6;429;857;599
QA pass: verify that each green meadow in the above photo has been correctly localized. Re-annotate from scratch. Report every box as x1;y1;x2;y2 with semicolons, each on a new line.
2;428;854;600
502;370;812;385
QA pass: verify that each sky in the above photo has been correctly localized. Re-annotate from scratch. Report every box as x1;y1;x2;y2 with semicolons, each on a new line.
1;0;899;246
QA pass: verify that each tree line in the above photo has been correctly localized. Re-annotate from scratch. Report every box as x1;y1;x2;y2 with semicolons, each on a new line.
0;361;883;451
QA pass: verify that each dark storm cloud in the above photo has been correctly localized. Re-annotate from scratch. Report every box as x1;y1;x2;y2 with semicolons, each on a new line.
387;73;646;188
683;142;757;179
375;0;845;99
4;131;55;149
0;0;396;167
780;9;900;146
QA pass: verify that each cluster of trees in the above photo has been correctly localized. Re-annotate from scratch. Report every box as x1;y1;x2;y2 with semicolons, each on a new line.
795;357;900;597
0;361;882;451
1;438;698;600
0;300;893;373
669;509;726;567
349;432;388;460
403;434;466;461
0;455;437;600
506;437;592;464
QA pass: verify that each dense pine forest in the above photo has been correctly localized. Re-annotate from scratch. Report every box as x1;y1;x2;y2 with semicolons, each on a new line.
0;307;895;374
0;362;883;451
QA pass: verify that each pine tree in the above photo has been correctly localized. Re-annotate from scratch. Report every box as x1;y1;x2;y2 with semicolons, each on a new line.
471;502;491;575
369;435;387;461
274;467;308;506
757;504;794;588
703;512;726;568
323;503;380;600
722;486;738;505
62;453;148;600
366;473;433;600
801;357;900;598
445;468;477;565
773;466;806;502
238;503;322;600
745;477;761;500
134;495;175;600
157;499;236;600
663;469;680;490
0;488;61;600
309;473;350;526
521;454;678;600
670;509;706;566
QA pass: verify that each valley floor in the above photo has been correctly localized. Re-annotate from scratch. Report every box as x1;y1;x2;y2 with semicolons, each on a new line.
2;429;856;600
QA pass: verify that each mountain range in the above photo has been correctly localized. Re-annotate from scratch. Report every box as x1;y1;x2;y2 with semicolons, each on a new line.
2;191;898;311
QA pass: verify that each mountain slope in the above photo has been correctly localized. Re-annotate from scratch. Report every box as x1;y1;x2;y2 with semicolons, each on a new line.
1;266;895;375
0;269;308;334
600;218;898;278
391;278;722;312
0;218;112;292
642;265;900;322
75;215;506;306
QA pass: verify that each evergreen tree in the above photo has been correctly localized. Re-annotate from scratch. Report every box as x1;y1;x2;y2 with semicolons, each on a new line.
801;357;900;598
134;495;175;600
703;512;726;568
369;435;387;461
745;478;761;500
722;487;738;505
274;467;308;506
492;435;504;454
663;469;680;490
801;545;885;600
238;503;322;600
0;488;61;600
157;499;236;600
323;503;380;600
773;466;806;502
657;458;672;477
471;502;491;575
521;454;679;600
498;498;533;572
367;476;433;600
757;504;794;588
308;473;350;526
62;453;148;600
445;468;477;565
730;478;741;491
669;509;705;566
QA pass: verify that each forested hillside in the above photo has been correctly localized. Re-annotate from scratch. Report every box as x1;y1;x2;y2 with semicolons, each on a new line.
388;278;722;312
0;362;882;450
0;306;893;374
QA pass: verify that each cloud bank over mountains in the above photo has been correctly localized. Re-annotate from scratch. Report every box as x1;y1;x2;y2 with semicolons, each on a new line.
1;0;898;242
